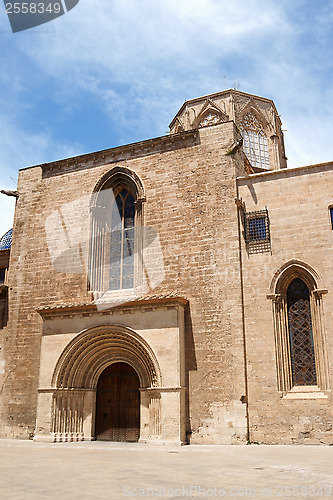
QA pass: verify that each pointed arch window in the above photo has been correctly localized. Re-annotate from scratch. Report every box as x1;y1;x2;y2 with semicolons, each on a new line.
90;186;137;293
89;167;145;297
287;278;317;386
110;188;135;290
268;264;329;396
239;111;269;169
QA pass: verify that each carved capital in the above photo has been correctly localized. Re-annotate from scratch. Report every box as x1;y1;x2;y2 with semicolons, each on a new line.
266;293;281;303
313;289;328;298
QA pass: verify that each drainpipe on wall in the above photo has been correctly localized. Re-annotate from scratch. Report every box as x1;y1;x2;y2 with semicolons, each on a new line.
235;191;250;443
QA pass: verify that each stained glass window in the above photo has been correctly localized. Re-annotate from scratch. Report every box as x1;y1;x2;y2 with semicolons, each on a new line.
109;189;135;290
287;278;317;386
330;207;333;229
239;112;269;169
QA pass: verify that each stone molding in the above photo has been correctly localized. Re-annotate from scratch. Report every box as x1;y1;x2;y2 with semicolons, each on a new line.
51;323;162;390
37;294;188;320
40;130;199;178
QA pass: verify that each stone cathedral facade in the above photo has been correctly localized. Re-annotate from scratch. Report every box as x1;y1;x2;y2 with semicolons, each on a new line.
0;89;332;445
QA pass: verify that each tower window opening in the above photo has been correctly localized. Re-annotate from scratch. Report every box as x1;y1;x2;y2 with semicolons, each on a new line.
240;111;269;169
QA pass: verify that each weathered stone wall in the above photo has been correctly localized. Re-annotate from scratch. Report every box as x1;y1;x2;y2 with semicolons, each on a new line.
4;89;330;445
2;120;248;443
238;163;333;444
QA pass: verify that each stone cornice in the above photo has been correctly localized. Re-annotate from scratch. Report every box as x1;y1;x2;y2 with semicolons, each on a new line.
37;293;188;318
237;160;333;182
20;130;199;178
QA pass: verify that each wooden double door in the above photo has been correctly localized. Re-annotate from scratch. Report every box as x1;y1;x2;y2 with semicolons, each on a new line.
95;362;140;442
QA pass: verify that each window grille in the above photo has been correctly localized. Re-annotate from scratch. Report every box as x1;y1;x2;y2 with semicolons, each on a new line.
268;264;329;395
239;112;269;169
244;209;270;243
287;278;317;386
243;209;270;254
248;216;267;241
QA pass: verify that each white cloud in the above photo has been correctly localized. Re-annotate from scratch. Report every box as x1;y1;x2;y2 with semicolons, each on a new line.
0;196;16;239
0;0;333;244
0;112;82;235
21;1;287;67
12;0;295;141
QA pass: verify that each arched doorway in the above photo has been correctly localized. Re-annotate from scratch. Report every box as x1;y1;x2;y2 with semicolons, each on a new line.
49;325;162;443
95;362;140;442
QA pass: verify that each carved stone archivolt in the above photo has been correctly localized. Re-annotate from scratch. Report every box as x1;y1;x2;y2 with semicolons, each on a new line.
90;166;146;208
269;260;324;295
49;324;162;441
52;324;161;390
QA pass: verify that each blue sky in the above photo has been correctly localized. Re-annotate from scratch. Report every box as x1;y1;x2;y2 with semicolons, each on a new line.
0;0;333;236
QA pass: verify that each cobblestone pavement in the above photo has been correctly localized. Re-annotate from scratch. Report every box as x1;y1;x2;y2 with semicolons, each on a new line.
0;440;332;499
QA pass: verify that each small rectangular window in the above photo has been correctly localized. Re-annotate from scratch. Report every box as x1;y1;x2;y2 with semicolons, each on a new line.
244;209;270;243
0;268;5;285
243;208;270;254
248;216;267;241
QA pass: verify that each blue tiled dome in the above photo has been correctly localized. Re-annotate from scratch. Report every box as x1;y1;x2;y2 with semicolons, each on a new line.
0;229;12;250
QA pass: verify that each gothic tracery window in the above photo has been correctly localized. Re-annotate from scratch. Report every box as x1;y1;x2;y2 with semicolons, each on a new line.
198;112;222;128
287;278;317;386
110;188;135;290
239;111;269;169
269;264;329;395
89;171;143;295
